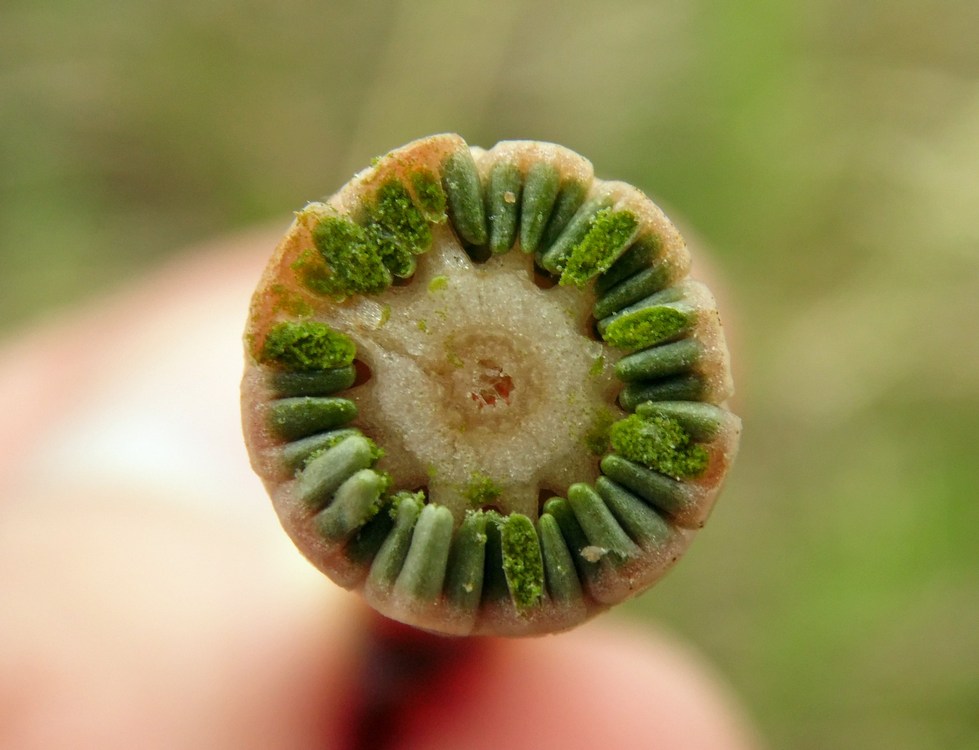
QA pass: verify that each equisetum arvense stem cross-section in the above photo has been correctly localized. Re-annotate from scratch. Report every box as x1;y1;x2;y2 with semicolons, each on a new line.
241;134;741;637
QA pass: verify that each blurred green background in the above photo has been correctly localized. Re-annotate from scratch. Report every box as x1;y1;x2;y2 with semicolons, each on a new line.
3;1;977;747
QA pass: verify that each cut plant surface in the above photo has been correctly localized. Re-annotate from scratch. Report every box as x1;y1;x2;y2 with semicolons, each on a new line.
241;134;740;636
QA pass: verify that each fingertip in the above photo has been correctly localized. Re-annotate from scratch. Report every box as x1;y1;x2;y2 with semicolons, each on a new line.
393;620;761;750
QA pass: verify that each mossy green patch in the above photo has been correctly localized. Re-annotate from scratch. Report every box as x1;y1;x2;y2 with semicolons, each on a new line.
307;218;392;296
609;412;709;479
363;180;432;277
261;320;356;371
602;306;691;350
411;169;447;223
560;209;639;287
465;471;503;507
304;178;437;296
500;514;545;611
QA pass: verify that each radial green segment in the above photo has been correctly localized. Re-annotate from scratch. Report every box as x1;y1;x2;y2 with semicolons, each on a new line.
394;504;455;602
486;160;522;254
601;306;694;351
367;494;423;590
309;217;392;296
595;476;673;547
600;454;692;519
364;180;433;277
442;150;487;246
519;162;561;254
619;375;706;411
567;483;639;561
537;513;583;604
295;435;375;509
540;180;589;250
500;513;546;611
269;365;356;398
444;511;489;612
597;286;687;335
595;238;662;294
542;497;601;582
260;320;356;372
538;196;609;274
345;502;396;567
559;209;640;287
615;339;702;383
481;513;509;602
281;427;362;470
315;469;386;542
636;401;727;441
609;412;709;480
267;397;357;440
410;169;448;223
593;262;679;320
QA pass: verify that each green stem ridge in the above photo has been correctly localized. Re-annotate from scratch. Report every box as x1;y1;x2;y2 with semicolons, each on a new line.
538;195;610;274
619;375;707;411
486;160;523;254
614;338;703;382
295;435;376;509
538;513;584;604
280;427;362;471
267;396;357;441
566;483;640;561
269;366;356;398
519;161;561;254
367;494;423;590
444;511;489;612
442;149;488;246
542;497;603;583
595;238;662;294
593;262;681;320
595;476;673;548
394;504;455;601
540;180;589;250
600;454;691;519
315;468;387;542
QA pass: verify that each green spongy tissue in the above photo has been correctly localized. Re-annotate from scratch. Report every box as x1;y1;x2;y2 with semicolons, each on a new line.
500;514;545;611
309;217;392;296
560;209;639;287
261;321;356;371
411;169;448;223
602;306;691;350
609;412;709;480
364;180;433;276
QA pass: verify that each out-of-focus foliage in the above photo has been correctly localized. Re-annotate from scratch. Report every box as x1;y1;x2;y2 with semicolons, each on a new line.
2;1;977;747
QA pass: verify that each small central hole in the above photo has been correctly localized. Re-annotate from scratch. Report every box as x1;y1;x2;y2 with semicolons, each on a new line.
468;359;514;408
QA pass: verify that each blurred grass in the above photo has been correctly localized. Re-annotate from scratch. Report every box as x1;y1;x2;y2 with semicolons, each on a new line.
2;0;978;747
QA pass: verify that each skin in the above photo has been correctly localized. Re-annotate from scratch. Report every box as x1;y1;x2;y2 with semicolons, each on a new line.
0;227;759;749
